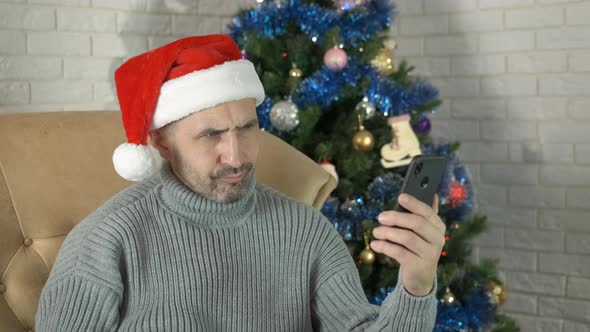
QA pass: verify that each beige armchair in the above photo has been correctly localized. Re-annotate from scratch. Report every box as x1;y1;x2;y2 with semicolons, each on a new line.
0;111;336;332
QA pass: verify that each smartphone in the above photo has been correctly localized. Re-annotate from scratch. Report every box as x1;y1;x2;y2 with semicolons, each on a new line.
394;155;448;212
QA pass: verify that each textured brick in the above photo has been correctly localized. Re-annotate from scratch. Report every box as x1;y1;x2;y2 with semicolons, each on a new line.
429;119;479;140
0;81;29;105
539;209;590;231
479;0;534;8
540;253;590;277
30;0;89;5
540;75;590;96
475;184;508;206
394;37;423;56
539;121;590;143
93;0;146;11
481;76;537;97
172;15;222;35
568;51;590;72
510;314;563;332
566;2;590;25
567;188;590;208
475;226;504;247
424;35;478;55
507;98;567;119
198;0;239;16
451;55;505;75
480;31;535;53
502;292;537;314
539;296;590;322
510;143;574;163
538;27;590;49
148;36;179;49
505;271;566;295
429;78;479;97
399;16;448;36
575;144;590;164
118;12;171;34
64;58;118;80
540;165;590;186
92;35;147;57
0;31;25;55
394;0;424;15
567;277;590;300
510;186;565;208
0;4;55;30
448;11;503;33
481;164;538;185
508;52;567;73
406;57;450;77
57;8;116;33
566;233;590;254
28;32;90;56
459;142;508;162
452;99;506;119
564;321;590;332
568;98;590;119
93;81;116;102
481;121;537;141
506;7;563;28
505;229;564;251
31;81;92;103
479;205;536;228
478;247;537;271
424;0;476;13
146;0;198;14
0;56;61;79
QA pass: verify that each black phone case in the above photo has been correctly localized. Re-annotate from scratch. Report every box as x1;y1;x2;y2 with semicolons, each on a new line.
394;155;448;212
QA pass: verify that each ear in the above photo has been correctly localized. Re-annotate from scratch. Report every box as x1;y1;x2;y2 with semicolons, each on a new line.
149;128;173;161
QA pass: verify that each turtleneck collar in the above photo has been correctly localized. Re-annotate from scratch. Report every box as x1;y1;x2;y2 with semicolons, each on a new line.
157;162;257;227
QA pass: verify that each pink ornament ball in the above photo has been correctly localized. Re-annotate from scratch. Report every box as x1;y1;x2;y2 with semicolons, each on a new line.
324;47;348;71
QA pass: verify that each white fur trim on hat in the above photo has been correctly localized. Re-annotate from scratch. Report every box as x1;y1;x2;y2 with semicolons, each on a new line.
151;59;265;130
113;143;164;182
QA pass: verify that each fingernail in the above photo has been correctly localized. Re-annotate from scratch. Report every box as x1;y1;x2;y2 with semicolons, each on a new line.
377;213;384;222
400;194;409;203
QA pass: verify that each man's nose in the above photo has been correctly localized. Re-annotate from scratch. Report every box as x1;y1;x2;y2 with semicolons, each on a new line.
219;131;242;169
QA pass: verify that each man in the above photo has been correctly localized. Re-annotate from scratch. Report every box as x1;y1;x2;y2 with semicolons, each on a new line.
35;34;445;331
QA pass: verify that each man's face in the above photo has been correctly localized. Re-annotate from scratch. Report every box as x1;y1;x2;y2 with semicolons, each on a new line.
152;98;260;203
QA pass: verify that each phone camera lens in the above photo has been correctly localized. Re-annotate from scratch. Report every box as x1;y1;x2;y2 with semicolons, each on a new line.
420;176;429;188
414;162;423;176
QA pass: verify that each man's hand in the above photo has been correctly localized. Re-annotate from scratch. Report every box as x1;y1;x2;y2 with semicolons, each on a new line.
370;193;446;297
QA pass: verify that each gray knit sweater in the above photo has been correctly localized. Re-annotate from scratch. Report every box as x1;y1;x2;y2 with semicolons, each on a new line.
35;163;437;331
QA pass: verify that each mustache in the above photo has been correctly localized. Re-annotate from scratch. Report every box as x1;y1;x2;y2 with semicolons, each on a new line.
210;163;254;180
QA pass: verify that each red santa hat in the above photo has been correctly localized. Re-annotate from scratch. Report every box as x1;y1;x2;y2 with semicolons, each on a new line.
112;34;265;181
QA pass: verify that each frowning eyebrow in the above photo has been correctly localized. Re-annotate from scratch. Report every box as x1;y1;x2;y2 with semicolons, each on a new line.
195;118;259;138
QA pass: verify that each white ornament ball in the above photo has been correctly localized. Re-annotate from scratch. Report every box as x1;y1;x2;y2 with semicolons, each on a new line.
324;47;348;71
270;100;300;132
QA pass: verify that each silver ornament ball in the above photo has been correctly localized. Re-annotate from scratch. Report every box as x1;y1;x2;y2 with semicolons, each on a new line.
270;100;300;132
355;98;376;119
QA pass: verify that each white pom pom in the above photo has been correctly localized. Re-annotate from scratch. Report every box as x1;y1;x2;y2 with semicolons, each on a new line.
112;143;163;181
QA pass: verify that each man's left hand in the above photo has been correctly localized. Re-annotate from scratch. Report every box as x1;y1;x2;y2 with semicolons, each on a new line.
370;193;446;297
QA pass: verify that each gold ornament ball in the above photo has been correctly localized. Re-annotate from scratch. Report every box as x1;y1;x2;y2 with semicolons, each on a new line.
487;281;508;304
359;247;376;265
352;129;375;151
442;287;456;305
371;47;396;75
289;67;303;78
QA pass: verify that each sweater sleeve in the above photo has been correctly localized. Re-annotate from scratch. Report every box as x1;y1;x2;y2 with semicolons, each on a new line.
35;213;125;332
310;216;438;332
35;275;121;331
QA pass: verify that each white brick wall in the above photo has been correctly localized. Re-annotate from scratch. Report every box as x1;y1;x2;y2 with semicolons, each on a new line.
0;0;237;112
392;0;590;329
2;0;590;330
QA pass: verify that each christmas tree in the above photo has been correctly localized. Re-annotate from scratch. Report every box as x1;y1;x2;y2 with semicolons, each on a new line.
229;1;519;331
